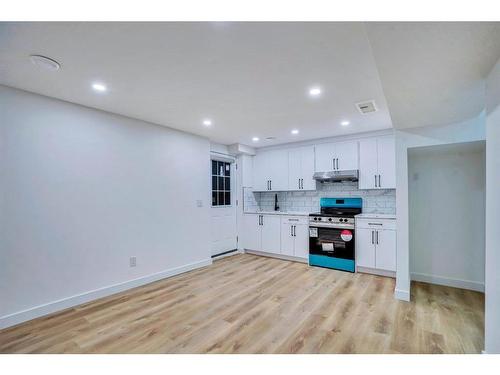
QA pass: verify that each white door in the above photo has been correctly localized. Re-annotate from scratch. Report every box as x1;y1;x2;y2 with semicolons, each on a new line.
288;148;302;191
253;152;270;191
261;215;281;254
210;160;238;256
376;136;396;189
335;141;359;171
242;214;261;251
358;138;378;189
375;230;397;271
293;224;310;259
300;146;316;190
315;143;336;172
280;222;295;256
355;228;376;268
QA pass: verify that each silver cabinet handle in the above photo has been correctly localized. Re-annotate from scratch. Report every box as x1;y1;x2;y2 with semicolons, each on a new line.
368;222;383;226
301;178;303;189
333;158;335;170
336;158;339;170
293;225;296;237
270;180;272;190
261;215;264;226
376;230;379;245
378;174;381;188
371;230;374;244
291;225;293;236
298;179;300;189
374;175;377;187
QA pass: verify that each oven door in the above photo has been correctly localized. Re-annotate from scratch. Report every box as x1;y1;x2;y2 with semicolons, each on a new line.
309;226;355;261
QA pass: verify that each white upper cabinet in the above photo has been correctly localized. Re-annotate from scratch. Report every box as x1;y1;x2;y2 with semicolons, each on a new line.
314;141;358;172
358;135;396;189
335;141;359;171
288;146;316;191
315;143;336;172
253;149;288;191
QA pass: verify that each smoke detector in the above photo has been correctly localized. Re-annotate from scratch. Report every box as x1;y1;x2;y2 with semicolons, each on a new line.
355;100;377;114
30;55;61;71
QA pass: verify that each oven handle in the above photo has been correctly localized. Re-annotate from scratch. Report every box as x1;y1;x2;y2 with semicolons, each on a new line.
309;224;355;230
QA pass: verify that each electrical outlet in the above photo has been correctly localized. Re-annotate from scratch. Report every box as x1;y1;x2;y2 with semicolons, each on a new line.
129;256;137;267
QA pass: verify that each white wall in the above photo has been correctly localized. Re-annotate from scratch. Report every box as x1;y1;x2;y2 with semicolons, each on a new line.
408;142;485;292
394;115;486;301
0;85;211;328
485;57;500;354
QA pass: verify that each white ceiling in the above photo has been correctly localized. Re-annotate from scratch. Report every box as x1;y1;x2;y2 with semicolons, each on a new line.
366;22;500;129
0;22;392;147
1;22;499;147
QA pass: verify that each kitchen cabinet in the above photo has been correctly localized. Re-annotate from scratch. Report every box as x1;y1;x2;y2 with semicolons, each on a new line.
359;135;396;189
315;140;358;172
253;149;288;191
355;218;396;272
288;146;316;191
280;216;309;259
242;214;281;254
261;215;281;254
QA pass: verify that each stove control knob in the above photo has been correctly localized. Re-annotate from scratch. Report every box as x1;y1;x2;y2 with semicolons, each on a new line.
318;217;322;221
313;217;317;221
328;218;332;222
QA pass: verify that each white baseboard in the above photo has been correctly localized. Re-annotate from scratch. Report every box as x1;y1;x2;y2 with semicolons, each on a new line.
411;272;484;292
394;288;410;301
356;266;396;278
244;249;308;264
212;249;243;260
0;258;212;330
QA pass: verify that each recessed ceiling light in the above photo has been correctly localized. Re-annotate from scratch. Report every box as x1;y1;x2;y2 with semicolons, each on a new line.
291;129;299;135
202;119;213;127
92;83;107;92
308;86;322;97
30;55;60;71
252;137;260;142
341;121;350;126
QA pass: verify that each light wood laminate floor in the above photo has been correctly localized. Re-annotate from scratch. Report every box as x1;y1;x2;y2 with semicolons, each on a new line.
0;254;484;353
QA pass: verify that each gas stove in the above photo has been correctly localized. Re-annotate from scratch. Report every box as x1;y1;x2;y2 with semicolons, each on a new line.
308;198;362;229
308;197;362;273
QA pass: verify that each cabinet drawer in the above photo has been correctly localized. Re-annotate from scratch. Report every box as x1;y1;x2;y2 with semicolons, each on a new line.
355;218;396;231
281;216;309;225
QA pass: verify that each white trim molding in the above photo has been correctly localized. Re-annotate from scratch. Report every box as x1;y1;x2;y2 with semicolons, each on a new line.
0;258;212;329
394;288;410;301
411;272;485;292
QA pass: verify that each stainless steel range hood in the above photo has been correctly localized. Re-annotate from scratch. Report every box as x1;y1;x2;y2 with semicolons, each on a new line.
313;170;359;182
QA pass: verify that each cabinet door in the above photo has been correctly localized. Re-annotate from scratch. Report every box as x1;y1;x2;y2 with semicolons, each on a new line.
280;222;295;256
355;228;376;268
293;224;310;259
268;150;289;191
335;141;359;171
300;146;316;190
288;148;302;191
242;215;261;251
261;215;282;254
358;138;378;189
376;136;396;189
253;153;270;191
314;143;336;172
375;230;396;271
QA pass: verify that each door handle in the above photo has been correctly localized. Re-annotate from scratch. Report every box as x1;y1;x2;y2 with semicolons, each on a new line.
371;230;374;244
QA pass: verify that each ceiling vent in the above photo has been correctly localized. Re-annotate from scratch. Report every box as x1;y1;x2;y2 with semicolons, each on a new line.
355;100;378;114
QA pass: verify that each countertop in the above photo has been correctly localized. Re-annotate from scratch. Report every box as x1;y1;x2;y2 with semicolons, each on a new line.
244;210;311;216
355;213;396;220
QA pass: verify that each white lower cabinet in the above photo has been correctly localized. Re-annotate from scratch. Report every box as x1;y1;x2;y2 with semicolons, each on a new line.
243;214;308;260
242;214;281;254
280;216;309;259
355;218;396;272
261;215;281;254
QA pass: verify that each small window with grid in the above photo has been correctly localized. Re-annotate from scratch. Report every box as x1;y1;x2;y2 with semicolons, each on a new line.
211;160;231;206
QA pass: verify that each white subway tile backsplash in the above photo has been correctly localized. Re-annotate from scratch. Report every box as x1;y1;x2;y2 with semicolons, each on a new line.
245;182;396;215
